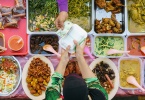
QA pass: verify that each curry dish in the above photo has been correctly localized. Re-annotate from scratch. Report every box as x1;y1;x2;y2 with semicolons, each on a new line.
119;59;140;88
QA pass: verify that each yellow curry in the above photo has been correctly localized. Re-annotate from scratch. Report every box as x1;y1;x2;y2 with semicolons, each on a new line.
119;59;141;88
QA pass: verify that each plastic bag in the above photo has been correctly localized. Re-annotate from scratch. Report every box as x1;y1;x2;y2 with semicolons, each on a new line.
0;12;4;29
3;15;20;28
1;6;13;17
13;0;26;18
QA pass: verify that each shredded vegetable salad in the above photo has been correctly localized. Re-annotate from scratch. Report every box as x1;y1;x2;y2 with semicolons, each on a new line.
0;58;18;93
0;70;17;93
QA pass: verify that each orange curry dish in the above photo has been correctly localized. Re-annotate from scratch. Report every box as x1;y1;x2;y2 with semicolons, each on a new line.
127;36;145;56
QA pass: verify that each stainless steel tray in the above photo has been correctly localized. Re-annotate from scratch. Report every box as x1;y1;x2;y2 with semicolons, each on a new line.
126;0;145;35
28;33;61;56
92;0;126;36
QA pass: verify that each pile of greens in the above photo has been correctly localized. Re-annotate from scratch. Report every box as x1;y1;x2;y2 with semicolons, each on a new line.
28;0;58;31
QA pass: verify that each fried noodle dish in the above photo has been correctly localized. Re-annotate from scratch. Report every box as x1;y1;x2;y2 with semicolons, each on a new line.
26;58;51;96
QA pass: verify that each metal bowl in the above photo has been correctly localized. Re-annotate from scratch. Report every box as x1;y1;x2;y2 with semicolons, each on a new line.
0;56;22;96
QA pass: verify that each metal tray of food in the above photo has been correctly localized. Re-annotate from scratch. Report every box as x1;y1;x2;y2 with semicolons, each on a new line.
67;0;94;34
93;0;126;36
26;0;59;34
92;34;126;58
27;0;93;34
28;33;61;56
126;0;145;34
125;34;145;57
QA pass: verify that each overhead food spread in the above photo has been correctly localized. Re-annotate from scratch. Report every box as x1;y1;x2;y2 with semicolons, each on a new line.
0;0;145;100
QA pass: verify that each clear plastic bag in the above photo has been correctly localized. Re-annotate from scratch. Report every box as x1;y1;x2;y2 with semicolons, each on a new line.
1;6;13;17
0;12;4;29
13;0;26;18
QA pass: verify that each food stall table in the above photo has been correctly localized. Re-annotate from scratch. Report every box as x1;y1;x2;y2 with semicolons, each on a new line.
0;56;145;99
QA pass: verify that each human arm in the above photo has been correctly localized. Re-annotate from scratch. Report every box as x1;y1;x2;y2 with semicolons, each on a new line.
55;0;68;29
45;46;70;100
74;40;96;79
55;45;70;75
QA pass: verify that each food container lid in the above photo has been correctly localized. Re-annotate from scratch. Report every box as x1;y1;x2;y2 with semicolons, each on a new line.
56;21;73;38
58;21;87;53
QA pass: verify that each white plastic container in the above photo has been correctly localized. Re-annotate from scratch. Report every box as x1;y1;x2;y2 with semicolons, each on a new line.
118;57;142;90
92;34;126;58
28;33;60;56
57;21;87;53
126;35;145;57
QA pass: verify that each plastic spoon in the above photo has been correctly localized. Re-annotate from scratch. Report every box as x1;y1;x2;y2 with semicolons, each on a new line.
107;49;130;55
141;46;145;54
17;38;22;44
127;76;145;92
84;46;95;60
0;46;7;51
43;44;61;57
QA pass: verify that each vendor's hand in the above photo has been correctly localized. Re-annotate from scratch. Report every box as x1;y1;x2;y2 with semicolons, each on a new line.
74;40;86;59
55;11;68;29
60;45;70;66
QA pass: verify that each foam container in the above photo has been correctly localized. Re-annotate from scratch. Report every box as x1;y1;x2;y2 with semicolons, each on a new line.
92;34;126;58
118;57;142;90
93;0;127;36
28;33;60;56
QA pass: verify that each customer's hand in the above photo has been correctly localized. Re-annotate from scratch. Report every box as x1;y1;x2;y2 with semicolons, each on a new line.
60;45;70;66
55;11;68;29
74;40;86;59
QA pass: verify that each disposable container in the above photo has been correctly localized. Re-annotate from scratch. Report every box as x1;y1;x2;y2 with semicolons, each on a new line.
61;34;93;57
118;57;142;90
126;35;145;57
28;33;60;56
92;34;126;58
58;24;87;53
93;0;126;36
8;35;24;51
126;0;145;34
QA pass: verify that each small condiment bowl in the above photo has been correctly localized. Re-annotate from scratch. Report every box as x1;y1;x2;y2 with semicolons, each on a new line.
8;35;24;51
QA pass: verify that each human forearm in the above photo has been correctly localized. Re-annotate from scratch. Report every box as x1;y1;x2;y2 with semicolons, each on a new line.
57;0;68;12
55;60;67;76
77;56;96;79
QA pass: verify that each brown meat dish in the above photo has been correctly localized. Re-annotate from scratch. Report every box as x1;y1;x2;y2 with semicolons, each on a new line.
26;58;51;96
92;61;115;93
95;14;122;33
64;61;81;77
96;0;123;14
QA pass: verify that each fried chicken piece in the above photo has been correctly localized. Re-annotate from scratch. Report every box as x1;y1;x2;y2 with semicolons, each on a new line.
95;0;106;8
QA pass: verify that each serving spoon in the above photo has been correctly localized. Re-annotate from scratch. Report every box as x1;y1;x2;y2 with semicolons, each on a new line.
17;38;22;44
127;76;145;92
43;44;61;57
107;49;130;55
84;46;95;60
141;46;145;54
0;45;7;51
